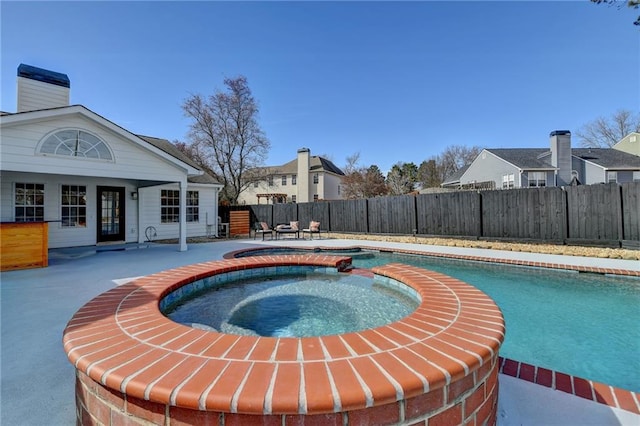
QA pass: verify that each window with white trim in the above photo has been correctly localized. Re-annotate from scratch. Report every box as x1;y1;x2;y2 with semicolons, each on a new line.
313;194;319;201
40;129;113;160
607;171;618;183
268;176;274;186
633;171;640;182
14;183;44;222
186;191;199;222
292;175;297;185
281;176;287;186
528;171;546;187
161;190;179;223
313;174;319;184
502;173;515;189
61;185;87;227
292;195;297;203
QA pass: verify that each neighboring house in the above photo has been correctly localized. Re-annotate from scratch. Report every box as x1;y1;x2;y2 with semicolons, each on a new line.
443;130;640;189
0;64;223;251
237;148;346;204
613;132;640;157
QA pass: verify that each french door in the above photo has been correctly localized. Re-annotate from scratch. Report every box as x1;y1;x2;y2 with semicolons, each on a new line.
97;186;125;243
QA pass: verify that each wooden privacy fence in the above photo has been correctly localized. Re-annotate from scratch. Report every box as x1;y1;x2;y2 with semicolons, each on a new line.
221;182;640;247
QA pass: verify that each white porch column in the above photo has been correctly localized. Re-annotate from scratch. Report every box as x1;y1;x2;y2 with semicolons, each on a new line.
178;179;187;251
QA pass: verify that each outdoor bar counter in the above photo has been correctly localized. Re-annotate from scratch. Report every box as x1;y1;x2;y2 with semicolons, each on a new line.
0;221;48;271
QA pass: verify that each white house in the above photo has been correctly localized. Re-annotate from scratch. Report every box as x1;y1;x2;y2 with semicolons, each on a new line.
0;64;223;251
237;148;346;205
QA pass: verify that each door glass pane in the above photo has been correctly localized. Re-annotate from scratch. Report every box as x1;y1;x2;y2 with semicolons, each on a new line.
101;191;120;236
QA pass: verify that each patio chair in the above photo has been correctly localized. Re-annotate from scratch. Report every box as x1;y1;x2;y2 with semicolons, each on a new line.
253;221;274;240
302;221;323;240
275;221;300;240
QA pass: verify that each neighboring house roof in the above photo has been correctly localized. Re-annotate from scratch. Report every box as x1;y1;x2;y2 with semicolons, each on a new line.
137;135;220;184
262;155;345;176
312;157;345;175
442;164;470;185
485;148;555;169
572;148;640;169
483;147;640;170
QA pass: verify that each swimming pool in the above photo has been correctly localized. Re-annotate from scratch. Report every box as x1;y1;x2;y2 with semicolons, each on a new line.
234;247;640;392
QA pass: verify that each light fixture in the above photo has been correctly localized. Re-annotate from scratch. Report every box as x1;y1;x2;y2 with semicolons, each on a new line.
131;191;138;200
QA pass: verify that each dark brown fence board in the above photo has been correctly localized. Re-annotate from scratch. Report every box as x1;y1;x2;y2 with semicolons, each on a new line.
248;205;273;227
566;183;621;240
416;192;481;236
297;202;330;231
622;182;640;241
237;182;630;247
368;195;416;234
329;199;368;232
481;187;566;240
273;204;297;226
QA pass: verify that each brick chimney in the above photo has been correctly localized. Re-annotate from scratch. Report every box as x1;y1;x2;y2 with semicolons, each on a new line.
550;130;572;186
17;64;70;112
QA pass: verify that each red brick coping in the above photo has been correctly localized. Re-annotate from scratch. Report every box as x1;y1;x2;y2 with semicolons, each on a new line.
498;357;640;415
225;246;640;277
227;247;640;414
64;255;504;425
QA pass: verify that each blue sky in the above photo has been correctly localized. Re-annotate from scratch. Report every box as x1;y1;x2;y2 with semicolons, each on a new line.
1;1;638;173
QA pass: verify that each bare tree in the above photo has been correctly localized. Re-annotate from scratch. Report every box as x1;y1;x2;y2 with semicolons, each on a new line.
576;109;640;148
591;0;640;25
386;162;418;195
438;145;483;183
341;153;388;199
182;76;270;204
174;141;218;178
417;158;441;188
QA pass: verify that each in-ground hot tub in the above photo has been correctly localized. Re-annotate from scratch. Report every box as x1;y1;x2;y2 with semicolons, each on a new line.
63;255;505;425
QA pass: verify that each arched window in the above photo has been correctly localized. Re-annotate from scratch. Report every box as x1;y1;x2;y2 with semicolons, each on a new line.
39;129;113;161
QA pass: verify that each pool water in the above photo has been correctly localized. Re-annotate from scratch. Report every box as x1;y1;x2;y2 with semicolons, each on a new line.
352;251;640;393
164;272;419;337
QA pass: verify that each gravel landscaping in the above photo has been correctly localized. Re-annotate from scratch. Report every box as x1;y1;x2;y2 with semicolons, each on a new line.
158;233;640;261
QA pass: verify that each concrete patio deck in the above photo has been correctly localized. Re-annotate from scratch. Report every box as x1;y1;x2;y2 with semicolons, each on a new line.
1;238;638;425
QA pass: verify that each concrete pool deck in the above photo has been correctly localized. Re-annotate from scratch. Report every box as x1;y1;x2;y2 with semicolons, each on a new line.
1;238;638;425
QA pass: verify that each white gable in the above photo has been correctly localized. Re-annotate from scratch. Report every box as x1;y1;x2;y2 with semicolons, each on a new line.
0;106;200;182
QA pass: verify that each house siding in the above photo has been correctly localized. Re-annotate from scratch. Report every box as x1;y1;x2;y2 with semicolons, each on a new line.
323;173;343;199
238;171;344;204
1;115;186;182
1;171;139;248
138;183;219;242
1;172;219;248
461;150;521;188
583;161;606;185
2;112;221;249
613;133;640;156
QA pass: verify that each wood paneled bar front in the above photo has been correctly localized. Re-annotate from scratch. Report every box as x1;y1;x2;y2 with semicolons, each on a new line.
0;221;48;271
